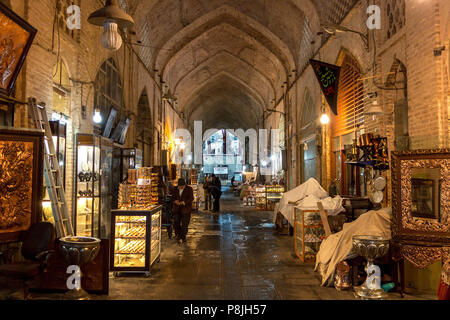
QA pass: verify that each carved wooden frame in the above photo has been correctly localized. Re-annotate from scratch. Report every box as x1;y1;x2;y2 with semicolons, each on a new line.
0;2;37;97
391;149;450;247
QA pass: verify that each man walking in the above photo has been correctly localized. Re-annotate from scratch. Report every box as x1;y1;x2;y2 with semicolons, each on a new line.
172;178;194;243
209;174;222;213
203;176;212;211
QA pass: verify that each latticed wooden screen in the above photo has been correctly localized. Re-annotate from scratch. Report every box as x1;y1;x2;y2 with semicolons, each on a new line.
331;54;364;137
386;0;406;40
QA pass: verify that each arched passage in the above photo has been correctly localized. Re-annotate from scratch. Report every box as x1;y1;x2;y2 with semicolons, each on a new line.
136;89;153;166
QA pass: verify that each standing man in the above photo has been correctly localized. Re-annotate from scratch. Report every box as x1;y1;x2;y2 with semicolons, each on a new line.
209;174;222;213
203;176;211;211
172;178;194;243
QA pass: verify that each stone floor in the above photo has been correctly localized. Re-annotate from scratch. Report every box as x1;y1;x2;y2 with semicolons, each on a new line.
0;189;436;300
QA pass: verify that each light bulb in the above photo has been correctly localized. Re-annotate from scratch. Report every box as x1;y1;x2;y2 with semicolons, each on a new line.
101;19;122;51
93;109;102;124
320;113;330;125
261;160;268;167
180;142;186;150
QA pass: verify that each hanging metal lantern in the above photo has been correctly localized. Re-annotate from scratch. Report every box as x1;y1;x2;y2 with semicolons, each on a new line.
88;0;135;51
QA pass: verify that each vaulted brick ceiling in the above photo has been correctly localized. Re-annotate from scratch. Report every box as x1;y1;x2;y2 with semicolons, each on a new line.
130;0;358;130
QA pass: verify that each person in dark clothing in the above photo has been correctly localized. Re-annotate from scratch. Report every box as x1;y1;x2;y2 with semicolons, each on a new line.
209;174;222;213
203;176;212;210
172;178;194;243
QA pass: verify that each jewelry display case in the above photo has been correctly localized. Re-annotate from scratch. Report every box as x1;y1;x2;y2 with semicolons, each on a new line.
110;206;162;275
42;120;67;224
190;169;199;210
266;185;285;211
191;184;199;211
0;128;44;243
294;207;326;262
74;134;113;238
255;186;267;210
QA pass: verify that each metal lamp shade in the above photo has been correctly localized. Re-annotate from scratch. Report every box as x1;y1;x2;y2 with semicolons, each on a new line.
88;0;135;28
364;103;385;116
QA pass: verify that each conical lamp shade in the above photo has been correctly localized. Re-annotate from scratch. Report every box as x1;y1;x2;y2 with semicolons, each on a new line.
365;103;385;116
88;0;134;28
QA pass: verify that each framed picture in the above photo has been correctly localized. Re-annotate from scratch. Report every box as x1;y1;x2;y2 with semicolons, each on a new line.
0;2;37;96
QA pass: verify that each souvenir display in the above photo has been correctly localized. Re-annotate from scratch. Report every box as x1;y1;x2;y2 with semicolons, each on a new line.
255;186;267;210
74;134;113;238
294;207;327;262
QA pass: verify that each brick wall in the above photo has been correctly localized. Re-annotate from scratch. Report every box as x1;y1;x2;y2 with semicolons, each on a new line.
5;0;178;229
266;0;450;195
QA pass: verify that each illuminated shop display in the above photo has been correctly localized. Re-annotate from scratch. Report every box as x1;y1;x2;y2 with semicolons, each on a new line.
74;134;113;238
110;207;161;274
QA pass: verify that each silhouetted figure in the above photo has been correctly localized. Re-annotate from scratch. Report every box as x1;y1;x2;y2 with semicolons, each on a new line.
172;178;194;243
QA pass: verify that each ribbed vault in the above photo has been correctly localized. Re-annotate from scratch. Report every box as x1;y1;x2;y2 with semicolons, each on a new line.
129;0;359;131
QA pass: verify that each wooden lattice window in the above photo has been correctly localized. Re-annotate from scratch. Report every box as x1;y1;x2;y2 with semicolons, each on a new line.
331;54;364;137
386;0;406;40
298;19;314;71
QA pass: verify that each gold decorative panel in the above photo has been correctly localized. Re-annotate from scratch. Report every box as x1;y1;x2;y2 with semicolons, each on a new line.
0;141;34;233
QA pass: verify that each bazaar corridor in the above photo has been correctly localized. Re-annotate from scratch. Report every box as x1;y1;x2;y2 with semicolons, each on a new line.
103;190;430;300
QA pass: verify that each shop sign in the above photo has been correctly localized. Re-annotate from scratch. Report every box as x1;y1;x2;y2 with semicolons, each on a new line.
0;2;37;96
310;59;341;115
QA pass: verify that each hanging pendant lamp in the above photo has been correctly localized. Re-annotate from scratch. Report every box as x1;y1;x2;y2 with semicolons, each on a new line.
88;0;135;51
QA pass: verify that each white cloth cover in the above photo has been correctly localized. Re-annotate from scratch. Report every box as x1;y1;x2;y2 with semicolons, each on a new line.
296;195;346;216
314;207;392;286
273;178;340;225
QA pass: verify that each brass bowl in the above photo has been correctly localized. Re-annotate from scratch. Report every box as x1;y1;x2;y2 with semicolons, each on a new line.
352;235;389;261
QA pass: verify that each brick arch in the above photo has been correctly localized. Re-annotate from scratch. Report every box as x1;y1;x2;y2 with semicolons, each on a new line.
182;71;265;117
154;5;296;75
174;50;276;107
184;74;264;130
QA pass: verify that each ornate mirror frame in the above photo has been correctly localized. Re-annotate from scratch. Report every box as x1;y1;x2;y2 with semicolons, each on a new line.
391;149;450;247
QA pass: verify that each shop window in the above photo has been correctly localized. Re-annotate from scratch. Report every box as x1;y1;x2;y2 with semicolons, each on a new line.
56;0;80;43
331;53;365;196
386;59;409;150
386;0;406;40
94;58;124;136
299;90;317;183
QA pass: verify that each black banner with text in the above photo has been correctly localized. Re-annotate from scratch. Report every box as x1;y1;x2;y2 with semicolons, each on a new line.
310;59;341;115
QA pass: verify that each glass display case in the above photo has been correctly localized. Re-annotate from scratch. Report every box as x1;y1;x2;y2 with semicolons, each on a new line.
294;207;326;262
266;185;285;211
74;134;113;238
190;184;199;211
255;186;267;210
110;206;162;275
42;120;67;224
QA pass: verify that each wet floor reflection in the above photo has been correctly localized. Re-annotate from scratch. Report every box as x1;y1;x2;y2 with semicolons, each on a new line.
107;190;356;300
